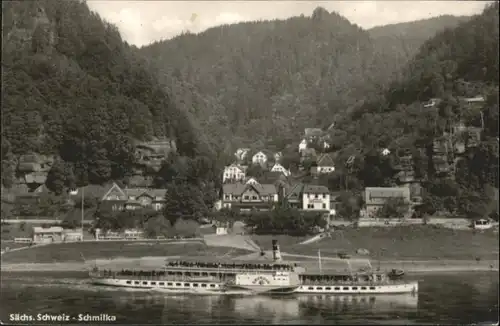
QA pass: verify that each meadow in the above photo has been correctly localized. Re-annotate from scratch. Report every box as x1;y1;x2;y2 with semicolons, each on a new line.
251;225;499;260
1;241;249;264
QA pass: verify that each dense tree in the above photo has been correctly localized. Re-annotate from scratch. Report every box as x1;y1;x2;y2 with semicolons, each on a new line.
139;8;467;150
2;0;210;189
162;182;209;227
375;197;411;219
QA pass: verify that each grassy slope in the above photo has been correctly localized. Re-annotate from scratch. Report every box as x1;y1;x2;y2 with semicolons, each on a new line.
2;226;498;264
1;241;250;264
252;226;499;260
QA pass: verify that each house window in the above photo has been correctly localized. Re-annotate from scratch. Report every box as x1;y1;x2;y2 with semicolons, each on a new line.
252;195;258;200
224;195;230;200
307;204;314;209
322;204;326;209
244;195;250;200
322;194;326;199
315;194;319;199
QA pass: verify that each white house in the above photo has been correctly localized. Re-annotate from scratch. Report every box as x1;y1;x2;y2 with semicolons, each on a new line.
298;139;308;152
381;148;391;156
245;177;260;185
252;151;268;165
302;185;330;211
315;154;335;174
234;148;250;161
270;163;291;177
286;184;330;212
222;164;246;183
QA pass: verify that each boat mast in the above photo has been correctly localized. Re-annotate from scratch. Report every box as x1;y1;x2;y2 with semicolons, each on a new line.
318;249;322;275
81;186;84;241
346;258;353;279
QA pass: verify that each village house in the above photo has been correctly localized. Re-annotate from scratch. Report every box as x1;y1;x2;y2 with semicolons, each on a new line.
304;128;324;142
364;186;411;218
251;151;268;165
234;148;250;161
285;183;331;213
135;138;176;172
100;182;167;212
381;148;391;156
300;148;318;165
298;139;308;153
313;154;335;174
222;164;247;183
270;163;291;177
216;183;278;213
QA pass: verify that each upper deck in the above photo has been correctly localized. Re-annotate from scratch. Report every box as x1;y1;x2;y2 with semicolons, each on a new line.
165;260;299;274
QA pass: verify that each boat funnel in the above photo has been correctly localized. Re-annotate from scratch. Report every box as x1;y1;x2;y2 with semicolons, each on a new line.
272;239;282;262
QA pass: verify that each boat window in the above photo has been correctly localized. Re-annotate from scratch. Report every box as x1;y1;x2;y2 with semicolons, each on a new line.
201;284;207;288
343;287;349;290
159;282;165;286
334;287;340;290
308;287;314;290
210;273;217;277
184;283;190;287
142;281;148;285
175;283;182;286
194;272;200;276
352;287;358;290
167;271;174;275
361;287;366;290
167;282;173;286
126;281;131;284
202;272;208;276
134;281;139;284
210;284;216;288
325;287;331;290
316;287;323;290
193;283;199;287
151;282;156;285
369;286;376;290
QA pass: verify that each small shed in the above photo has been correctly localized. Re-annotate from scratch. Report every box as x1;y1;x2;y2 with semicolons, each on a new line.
32;226;64;243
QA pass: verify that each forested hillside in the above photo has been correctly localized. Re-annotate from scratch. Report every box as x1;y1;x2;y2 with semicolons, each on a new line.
1;0;209;188
368;15;470;63
140;8;468;151
327;2;499;219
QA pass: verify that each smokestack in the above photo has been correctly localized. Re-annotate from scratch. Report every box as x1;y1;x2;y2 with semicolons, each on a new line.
272;239;282;262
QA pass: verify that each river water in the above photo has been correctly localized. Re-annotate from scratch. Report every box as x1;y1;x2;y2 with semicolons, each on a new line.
1;271;498;324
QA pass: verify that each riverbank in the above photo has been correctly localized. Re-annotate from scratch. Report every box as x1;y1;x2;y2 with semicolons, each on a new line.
1;254;498;274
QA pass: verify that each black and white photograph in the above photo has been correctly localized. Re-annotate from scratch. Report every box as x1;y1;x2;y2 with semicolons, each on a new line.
1;0;498;324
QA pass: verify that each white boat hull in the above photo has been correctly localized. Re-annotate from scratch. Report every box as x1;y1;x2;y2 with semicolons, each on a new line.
91;277;226;294
295;281;418;294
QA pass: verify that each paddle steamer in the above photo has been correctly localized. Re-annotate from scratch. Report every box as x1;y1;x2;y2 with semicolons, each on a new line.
89;240;418;294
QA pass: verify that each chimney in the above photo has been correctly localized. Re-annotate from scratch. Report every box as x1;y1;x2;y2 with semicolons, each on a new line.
272;239;282;262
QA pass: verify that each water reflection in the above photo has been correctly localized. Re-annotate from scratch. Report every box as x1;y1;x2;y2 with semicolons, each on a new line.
1;271;497;324
297;293;418;312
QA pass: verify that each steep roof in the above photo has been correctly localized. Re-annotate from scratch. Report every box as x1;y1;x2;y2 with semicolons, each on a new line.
303;184;330;194
285;183;330;199
365;187;411;206
317;154;335;167
304;128;323;138
222;183;277;196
